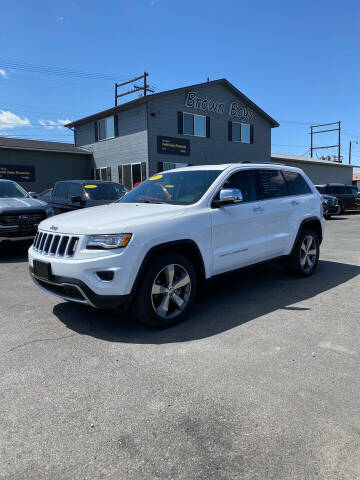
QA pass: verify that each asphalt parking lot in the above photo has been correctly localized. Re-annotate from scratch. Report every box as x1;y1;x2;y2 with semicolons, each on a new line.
1;214;360;480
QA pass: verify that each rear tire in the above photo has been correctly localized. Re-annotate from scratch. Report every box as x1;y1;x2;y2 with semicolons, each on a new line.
287;228;320;277
132;253;197;328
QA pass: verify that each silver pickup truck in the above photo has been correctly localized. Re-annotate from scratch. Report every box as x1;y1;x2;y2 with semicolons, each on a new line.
0;179;53;245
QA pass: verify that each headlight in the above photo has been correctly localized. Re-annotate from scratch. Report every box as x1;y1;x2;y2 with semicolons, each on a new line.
46;207;54;217
87;233;132;249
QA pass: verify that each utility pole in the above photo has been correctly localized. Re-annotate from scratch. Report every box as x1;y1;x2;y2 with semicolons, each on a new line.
114;72;154;106
309;121;341;162
349;141;352;165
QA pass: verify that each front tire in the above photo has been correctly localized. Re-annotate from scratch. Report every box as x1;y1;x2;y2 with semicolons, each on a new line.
132;253;197;328
288;228;320;277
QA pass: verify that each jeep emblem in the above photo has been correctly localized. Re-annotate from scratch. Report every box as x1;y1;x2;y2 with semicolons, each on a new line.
50;225;58;231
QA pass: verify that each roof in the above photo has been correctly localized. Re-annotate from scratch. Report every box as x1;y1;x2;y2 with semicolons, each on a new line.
65;78;279;128
271;153;353;168
353;172;360;181
55;180;119;185
0;137;91;155
166;163;300;173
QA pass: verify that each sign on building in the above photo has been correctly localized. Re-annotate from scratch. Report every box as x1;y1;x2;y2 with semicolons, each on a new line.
0;164;35;182
157;136;190;156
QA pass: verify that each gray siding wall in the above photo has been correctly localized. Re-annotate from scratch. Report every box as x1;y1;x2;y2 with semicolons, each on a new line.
74;104;148;182
147;83;273;175
271;158;353;184
0;149;91;193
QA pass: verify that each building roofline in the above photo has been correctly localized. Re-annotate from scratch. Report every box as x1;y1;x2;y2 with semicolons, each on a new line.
0;137;91;155
65;78;279;128
271;153;353;168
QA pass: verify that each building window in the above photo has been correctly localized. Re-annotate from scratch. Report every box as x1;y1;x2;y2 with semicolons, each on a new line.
183;113;206;137
93;166;112;181
241;123;251;143
229;121;253;144
97;116;115;141
159;162;189;172
118;162;147;189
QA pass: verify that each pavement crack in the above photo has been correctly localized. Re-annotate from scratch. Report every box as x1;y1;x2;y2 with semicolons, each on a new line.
1;332;77;355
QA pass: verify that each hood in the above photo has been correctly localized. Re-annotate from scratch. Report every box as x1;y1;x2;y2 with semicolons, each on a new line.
39;202;188;234
0;197;48;214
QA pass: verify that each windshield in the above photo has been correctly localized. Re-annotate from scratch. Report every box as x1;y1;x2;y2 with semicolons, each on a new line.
84;183;127;201
0;181;29;198
120;169;222;205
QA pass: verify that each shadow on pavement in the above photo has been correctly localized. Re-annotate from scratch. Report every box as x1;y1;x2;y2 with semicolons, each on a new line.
53;259;360;344
0;242;31;264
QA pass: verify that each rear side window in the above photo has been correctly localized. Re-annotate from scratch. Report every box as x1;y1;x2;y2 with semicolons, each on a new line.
325;186;346;194
53;183;68;199
345;186;358;195
283;171;311;195
222;170;259;203
258;170;288;199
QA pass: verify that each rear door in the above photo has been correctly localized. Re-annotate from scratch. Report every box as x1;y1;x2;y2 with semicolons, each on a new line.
256;169;294;258
211;169;268;274
282;170;314;247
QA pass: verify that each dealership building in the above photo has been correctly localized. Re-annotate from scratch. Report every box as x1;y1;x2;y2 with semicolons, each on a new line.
66;79;279;189
0;78;354;192
0;137;91;193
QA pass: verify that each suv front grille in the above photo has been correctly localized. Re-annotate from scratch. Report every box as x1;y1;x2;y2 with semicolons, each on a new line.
33;232;79;257
0;211;45;226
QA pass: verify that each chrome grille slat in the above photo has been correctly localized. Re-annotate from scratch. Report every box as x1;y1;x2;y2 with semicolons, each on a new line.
33;232;79;258
55;235;63;255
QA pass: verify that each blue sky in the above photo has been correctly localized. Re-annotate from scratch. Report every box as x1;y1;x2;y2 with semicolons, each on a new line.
1;0;359;168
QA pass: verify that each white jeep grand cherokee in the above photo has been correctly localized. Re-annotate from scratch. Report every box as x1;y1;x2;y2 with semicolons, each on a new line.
29;164;324;327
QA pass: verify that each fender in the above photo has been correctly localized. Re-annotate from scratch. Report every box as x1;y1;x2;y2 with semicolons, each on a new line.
130;239;206;295
290;216;323;254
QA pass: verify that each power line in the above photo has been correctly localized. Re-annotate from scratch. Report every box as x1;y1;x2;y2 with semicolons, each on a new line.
0;58;132;81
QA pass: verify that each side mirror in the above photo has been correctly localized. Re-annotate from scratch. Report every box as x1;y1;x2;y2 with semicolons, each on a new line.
71;195;84;204
28;192;38;198
213;188;243;207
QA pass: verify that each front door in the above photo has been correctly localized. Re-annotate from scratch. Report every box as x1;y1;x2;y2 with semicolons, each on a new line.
211;169;268;275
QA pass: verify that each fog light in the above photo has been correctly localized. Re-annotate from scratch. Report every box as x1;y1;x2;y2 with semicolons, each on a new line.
96;271;114;281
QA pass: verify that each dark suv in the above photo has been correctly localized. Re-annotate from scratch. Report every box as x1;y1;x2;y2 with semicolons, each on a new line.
47;180;127;215
0;179;52;245
316;184;360;213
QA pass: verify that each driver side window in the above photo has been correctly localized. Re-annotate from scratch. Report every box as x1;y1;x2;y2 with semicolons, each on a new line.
218;170;259;203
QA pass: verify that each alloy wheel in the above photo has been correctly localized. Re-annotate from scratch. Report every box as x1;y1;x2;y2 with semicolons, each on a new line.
300;235;318;272
151;264;191;319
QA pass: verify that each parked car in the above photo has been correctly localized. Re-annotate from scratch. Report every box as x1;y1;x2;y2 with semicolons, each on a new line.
37;188;53;203
322;194;340;219
0;179;53;245
316;184;360;213
47;180;127;215
29;164;324;328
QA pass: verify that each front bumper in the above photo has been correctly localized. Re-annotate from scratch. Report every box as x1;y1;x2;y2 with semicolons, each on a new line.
30;267;132;310
324;204;340;215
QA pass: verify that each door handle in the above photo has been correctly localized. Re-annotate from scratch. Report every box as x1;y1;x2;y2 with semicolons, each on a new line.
253;206;264;212
291;200;300;206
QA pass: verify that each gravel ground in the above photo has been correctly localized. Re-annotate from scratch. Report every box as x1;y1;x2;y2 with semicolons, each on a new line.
0;214;359;480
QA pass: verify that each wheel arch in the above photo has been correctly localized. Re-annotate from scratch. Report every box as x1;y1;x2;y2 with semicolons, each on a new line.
291;217;323;254
131;240;206;295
